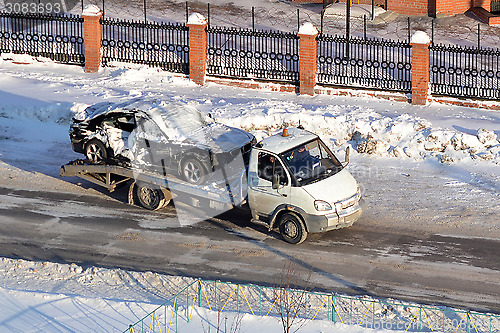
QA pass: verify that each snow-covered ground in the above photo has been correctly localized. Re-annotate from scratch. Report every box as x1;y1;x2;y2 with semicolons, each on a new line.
0;51;499;332
0;257;419;332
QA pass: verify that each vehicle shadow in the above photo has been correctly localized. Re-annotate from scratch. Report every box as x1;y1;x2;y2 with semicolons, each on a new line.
205;209;373;298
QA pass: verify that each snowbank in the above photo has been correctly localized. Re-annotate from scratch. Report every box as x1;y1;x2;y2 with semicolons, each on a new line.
206;101;500;165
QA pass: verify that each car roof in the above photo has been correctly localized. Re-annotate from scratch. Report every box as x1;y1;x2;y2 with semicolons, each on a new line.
258;128;318;155
77;99;193;121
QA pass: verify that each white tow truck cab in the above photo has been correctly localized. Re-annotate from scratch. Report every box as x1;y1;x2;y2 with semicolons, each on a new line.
247;128;362;244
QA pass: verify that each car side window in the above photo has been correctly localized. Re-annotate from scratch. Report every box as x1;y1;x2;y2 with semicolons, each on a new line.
257;152;288;185
135;115;164;141
100;115;135;132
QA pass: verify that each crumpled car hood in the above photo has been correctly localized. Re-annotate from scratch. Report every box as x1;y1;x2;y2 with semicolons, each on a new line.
187;123;254;153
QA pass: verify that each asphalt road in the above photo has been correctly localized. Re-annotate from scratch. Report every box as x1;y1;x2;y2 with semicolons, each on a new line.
0;185;498;314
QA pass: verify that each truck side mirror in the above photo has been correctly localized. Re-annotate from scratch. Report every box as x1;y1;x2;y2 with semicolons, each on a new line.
344;146;350;166
272;173;280;190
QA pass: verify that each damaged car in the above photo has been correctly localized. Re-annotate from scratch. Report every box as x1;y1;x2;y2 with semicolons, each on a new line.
69;99;256;185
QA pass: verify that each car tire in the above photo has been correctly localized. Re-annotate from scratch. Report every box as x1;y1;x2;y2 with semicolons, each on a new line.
181;158;206;185
135;183;168;210
279;212;308;244
85;139;108;164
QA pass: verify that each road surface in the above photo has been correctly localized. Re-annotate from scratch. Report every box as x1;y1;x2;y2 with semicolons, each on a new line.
0;182;498;314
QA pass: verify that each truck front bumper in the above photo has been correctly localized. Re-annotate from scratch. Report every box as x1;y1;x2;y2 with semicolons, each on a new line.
305;202;363;233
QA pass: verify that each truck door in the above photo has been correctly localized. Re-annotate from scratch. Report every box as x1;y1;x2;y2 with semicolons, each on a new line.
248;152;291;221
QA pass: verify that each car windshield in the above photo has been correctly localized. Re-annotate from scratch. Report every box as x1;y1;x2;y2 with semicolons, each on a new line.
158;104;211;134
280;138;343;186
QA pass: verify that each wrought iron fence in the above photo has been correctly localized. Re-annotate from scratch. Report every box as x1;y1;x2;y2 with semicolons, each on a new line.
317;34;412;93
101;17;189;74
430;43;500;101
125;278;500;333
0;12;84;65
206;26;300;84
492;1;500;14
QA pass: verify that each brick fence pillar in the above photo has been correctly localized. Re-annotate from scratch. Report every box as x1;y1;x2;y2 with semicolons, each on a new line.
410;31;431;105
298;22;319;96
187;13;208;85
82;5;103;73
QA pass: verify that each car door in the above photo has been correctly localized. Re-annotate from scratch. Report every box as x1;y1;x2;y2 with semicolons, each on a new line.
131;113;172;175
248;152;291;221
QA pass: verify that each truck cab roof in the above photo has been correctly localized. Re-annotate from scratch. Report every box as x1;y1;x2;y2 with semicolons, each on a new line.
258;128;318;154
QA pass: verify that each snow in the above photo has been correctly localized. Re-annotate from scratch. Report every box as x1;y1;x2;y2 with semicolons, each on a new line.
187;12;208;25
0;36;499;332
82;4;102;16
323;3;386;20
298;22;319;36
0;257;402;332
410;31;431;44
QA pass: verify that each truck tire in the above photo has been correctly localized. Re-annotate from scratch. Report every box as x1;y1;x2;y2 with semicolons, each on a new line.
85;139;108;164
279;212;308;244
135;183;168;210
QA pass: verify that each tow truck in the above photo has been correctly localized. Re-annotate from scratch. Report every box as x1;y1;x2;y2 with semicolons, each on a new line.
61;127;362;244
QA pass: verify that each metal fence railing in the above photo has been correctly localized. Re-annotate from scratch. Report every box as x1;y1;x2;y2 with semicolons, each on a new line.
317;34;412;93
101;17;189;74
430;43;500;101
125;278;500;333
0;12;84;65
206;26;300;84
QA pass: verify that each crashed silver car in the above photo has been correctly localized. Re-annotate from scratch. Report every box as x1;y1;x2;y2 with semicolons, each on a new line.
69;99;255;185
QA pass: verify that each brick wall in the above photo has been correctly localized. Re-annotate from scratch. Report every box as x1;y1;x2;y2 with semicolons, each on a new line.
321;0;483;16
474;0;491;11
435;0;473;16
387;0;429;16
335;0;386;6
335;0;429;15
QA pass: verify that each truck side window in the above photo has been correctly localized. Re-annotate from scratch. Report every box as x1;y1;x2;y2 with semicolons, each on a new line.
258;152;288;185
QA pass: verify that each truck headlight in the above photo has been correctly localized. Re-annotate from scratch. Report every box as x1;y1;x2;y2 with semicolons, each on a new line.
314;200;332;211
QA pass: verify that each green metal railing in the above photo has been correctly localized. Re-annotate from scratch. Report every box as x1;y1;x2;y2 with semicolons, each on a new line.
125;278;500;333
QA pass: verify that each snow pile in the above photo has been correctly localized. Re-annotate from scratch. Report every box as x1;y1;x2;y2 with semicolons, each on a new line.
82;4;102;16
206;101;500;165
298;22;319;35
410;31;431;44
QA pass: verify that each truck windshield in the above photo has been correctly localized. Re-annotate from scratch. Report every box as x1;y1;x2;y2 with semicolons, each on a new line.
280;139;343;186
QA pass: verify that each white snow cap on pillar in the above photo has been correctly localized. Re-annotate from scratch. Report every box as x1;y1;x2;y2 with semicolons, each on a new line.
187;13;207;25
82;4;102;16
410;31;431;44
298;22;318;35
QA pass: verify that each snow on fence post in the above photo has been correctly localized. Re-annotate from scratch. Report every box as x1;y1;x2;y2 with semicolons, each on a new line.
298;22;319;96
187;13;208;85
82;5;103;73
410;31;431;105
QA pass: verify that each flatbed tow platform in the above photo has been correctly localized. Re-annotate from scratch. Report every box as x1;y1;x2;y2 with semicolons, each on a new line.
60;160;246;211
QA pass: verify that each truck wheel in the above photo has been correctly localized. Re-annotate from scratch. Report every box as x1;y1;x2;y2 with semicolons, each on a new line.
85;139;108;164
279;212;308;244
181;158;205;185
136;183;167;210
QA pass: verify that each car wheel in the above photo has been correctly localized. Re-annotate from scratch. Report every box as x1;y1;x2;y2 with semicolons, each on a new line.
181;158;205;185
279;212;308;244
85;139;108;164
135;183;168;210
